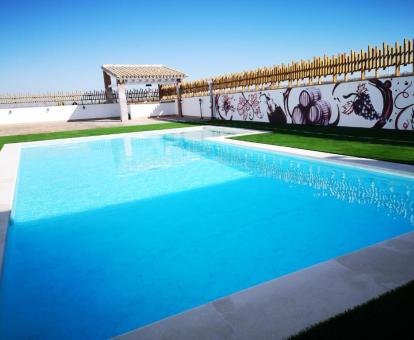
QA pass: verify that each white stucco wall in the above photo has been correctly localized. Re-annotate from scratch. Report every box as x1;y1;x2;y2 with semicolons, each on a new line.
129;102;177;119
0;104;120;125
156;101;177;116
181;96;211;119
0;102;179;125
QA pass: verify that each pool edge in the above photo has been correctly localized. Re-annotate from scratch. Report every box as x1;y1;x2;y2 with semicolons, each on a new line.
115;230;414;340
212;135;414;178
0;143;21;278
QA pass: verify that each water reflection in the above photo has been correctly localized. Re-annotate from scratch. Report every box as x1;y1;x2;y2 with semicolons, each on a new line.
164;135;414;226
109;136;203;176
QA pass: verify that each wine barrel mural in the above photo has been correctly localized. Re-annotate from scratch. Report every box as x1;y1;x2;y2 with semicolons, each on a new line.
299;88;321;108
292;106;305;124
211;75;414;130
308;101;331;125
284;87;334;126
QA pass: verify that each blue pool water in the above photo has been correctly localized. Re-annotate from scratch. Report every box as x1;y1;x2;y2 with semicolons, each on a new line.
1;130;413;339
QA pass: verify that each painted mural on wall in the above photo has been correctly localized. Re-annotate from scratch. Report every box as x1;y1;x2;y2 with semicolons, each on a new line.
213;75;414;130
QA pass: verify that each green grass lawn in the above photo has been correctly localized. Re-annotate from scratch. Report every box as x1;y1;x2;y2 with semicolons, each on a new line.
234;132;414;165
0;122;194;150
290;280;414;340
195;120;414;165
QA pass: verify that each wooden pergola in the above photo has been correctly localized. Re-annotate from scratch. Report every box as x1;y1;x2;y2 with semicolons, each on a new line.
101;64;187;121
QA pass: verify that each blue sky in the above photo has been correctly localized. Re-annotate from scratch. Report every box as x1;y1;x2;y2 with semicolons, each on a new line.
1;0;413;93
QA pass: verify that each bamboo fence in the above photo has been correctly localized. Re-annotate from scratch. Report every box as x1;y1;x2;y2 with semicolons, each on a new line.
160;39;414;100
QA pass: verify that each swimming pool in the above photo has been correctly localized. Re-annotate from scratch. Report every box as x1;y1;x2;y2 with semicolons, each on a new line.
0;127;413;339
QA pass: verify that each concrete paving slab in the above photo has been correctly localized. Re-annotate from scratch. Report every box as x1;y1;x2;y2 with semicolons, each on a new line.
0;181;15;207
0;117;168;137
398;232;414;244
0;144;20;181
0;207;10;276
119;304;234;340
118;252;398;340
336;238;414;290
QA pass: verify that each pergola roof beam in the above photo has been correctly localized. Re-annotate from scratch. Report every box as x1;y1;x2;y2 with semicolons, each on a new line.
101;64;187;82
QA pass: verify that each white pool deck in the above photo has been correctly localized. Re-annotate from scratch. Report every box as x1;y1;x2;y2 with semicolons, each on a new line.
0;125;413;339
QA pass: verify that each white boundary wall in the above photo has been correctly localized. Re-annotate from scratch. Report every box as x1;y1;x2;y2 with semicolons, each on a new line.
129;102;177;119
0;104;119;124
0;102;178;125
181;96;210;119
180;75;414;131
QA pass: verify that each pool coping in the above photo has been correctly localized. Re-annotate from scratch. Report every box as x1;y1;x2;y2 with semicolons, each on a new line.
117;231;414;340
0;125;413;339
211;135;414;178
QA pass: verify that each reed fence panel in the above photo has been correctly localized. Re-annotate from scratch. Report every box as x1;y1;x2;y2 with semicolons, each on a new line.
160;39;414;99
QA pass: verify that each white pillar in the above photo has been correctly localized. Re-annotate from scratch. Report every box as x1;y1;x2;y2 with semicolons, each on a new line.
117;80;128;122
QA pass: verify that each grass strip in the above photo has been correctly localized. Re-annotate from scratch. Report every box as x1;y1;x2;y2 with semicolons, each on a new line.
0;122;194;150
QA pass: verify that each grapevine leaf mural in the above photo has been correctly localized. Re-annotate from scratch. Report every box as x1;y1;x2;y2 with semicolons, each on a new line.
215;91;286;124
237;93;262;120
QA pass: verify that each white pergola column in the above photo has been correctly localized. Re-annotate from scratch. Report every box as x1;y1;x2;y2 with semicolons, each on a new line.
117;80;129;122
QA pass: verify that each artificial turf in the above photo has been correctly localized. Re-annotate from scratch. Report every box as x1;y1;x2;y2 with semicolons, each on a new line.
0;122;194;150
234;132;414;165
196;120;414;165
289;280;414;340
